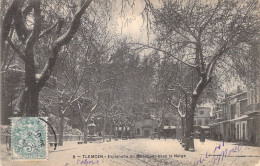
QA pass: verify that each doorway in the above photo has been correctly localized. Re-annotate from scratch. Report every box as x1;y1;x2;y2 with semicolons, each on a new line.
144;130;150;137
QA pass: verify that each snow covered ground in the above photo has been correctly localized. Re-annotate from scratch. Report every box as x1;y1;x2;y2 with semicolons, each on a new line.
1;138;260;166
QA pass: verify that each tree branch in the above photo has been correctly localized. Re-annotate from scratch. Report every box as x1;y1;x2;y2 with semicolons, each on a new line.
171;9;198;40
23;1;34;17
6;37;25;61
206;43;229;79
67;67;88;104
84;102;98;123
54;0;93;48
169;99;185;118
135;43;198;69
25;0;41;50
61;107;69;115
38;20;60;39
14;1;29;43
1;0;21;57
168;83;191;95
37;0;93;90
199;0;220;34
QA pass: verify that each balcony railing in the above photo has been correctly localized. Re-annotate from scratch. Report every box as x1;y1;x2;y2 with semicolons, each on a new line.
243;103;260;113
212;116;228;123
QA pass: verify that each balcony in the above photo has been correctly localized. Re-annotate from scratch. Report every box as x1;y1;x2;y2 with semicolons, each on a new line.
212;116;227;123
243;103;260;114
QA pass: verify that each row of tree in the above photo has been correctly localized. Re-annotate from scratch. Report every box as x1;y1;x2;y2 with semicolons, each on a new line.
1;0;259;150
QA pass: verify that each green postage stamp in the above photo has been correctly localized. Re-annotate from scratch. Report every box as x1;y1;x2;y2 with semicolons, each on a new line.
11;117;48;160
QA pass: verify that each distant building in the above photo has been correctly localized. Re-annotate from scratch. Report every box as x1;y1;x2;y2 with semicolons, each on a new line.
134;119;157;138
194;107;211;138
194;107;211;126
209;89;260;146
163;125;177;138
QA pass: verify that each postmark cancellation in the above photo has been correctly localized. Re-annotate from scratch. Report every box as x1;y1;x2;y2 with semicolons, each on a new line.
11;117;48;160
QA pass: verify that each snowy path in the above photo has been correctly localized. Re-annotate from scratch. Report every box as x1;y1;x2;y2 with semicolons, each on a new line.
1;139;260;166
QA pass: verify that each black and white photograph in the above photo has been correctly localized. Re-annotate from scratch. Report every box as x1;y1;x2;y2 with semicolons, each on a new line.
1;0;260;165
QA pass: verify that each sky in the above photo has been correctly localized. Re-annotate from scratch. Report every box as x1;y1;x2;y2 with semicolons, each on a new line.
109;0;247;97
111;0;151;43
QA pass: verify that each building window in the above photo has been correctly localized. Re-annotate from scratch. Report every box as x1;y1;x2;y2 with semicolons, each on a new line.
231;104;236;119
242;123;246;140
223;106;227;114
200;111;204;115
194;120;197;125
236;124;239;139
205;119;209;125
240;100;247;114
137;128;140;135
198;119;202;126
154;128;157;132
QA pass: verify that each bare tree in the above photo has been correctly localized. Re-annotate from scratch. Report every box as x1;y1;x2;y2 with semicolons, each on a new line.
143;0;260;151
168;84;190;144
77;99;97;144
1;0;93;116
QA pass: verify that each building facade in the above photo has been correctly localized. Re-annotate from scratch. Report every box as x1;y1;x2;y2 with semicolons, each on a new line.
194;107;211;138
134;119;157;138
209;90;260;146
194;107;211;126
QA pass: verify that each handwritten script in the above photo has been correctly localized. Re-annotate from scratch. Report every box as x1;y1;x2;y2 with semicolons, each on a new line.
194;141;246;166
77;159;100;165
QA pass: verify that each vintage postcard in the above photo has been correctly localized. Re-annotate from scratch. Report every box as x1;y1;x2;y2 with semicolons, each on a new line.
1;0;260;166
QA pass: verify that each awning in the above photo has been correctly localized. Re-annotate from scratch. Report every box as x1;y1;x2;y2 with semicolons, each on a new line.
88;123;96;127
208;115;249;126
208;119;230;126
244;111;260;115
200;126;210;129
229;115;248;122
163;126;176;129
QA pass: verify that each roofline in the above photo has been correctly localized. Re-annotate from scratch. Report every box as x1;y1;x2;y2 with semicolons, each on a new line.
228;92;248;100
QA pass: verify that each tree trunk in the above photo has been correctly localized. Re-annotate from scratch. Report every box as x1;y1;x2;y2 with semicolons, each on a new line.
102;115;106;142
181;117;185;144
158;126;161;140
109;123;113;142
184;95;198;151
25;88;39;116
58;114;64;146
130;126;133;139
84;122;88;144
159;107;166;140
14;87;40;116
184;77;208;151
122;125;126;139
114;126;118;140
1;75;10;124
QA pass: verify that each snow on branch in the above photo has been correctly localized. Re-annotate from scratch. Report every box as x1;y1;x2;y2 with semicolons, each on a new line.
134;43;198;69
37;0;93;89
1;0;21;54
169;98;185;118
38;20;61;39
54;0;93;48
6;37;25;61
25;0;41;50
